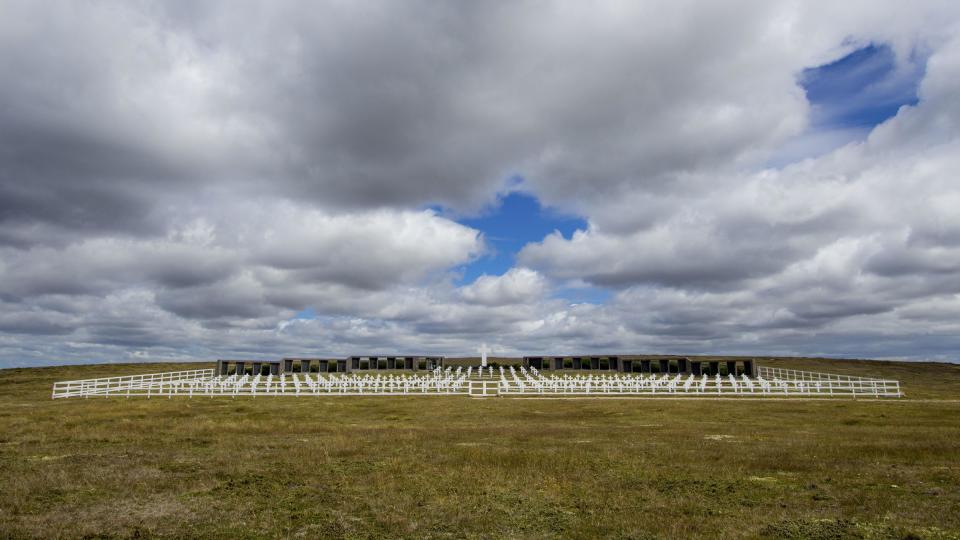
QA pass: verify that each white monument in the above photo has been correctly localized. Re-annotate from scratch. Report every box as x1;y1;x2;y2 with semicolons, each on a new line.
479;343;489;368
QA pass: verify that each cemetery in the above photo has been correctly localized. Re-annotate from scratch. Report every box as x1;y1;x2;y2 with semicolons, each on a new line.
51;356;902;399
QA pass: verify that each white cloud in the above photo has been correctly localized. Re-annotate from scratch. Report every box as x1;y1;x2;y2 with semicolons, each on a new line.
2;1;960;365
0;201;483;333
459;268;546;306
515;35;960;360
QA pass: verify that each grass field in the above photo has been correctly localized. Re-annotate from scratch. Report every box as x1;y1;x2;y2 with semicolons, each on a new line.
1;358;959;538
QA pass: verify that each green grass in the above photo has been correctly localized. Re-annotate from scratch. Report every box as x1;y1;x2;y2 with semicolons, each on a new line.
1;358;959;538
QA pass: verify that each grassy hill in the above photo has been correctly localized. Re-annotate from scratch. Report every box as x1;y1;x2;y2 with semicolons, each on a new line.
1;358;958;538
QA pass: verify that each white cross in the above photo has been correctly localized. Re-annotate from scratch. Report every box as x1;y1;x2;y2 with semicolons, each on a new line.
479;343;489;368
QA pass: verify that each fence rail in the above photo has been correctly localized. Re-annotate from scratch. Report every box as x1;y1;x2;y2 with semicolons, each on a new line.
52;369;474;398
52;369;216;399
51;365;902;399
758;366;895;383
756;366;901;397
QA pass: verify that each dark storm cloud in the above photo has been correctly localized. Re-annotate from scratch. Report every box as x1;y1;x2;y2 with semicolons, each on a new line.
153;275;273;323
0;0;812;234
0;313;75;336
83;321;172;348
0;4;212;240
864;246;960;277
1;0;952;234
221;0;810;212
0;240;239;298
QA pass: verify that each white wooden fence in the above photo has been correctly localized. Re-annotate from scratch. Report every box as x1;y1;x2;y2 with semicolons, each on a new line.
498;366;901;398
755;366;901;397
51;369;216;399
53;368;474;399
51;364;902;399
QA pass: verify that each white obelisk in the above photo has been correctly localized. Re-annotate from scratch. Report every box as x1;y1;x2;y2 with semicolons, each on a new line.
479;343;489;368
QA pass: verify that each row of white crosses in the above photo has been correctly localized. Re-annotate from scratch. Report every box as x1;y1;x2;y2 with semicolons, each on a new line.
495;367;782;396
56;364;505;398
72;369;884;398
143;367;475;397
499;368;899;397
51;354;901;398
463;365;497;379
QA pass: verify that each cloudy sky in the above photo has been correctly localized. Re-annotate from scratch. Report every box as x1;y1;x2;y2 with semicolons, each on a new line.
2;1;960;367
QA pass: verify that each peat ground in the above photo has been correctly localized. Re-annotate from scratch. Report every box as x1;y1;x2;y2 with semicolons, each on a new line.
1;358;958;538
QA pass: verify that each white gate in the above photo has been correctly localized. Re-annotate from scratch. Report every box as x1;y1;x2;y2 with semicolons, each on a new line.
468;380;499;397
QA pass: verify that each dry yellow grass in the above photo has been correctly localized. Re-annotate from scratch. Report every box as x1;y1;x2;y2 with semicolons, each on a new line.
1;358;959;538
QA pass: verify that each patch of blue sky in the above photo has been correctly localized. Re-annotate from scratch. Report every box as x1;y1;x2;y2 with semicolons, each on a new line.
799;43;924;129
552;284;613;305
769;42;926;166
293;307;317;320
453;191;587;285
451;191;615;305
291;192;603;321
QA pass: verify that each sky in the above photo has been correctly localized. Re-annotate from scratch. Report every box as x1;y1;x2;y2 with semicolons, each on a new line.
2;1;960;367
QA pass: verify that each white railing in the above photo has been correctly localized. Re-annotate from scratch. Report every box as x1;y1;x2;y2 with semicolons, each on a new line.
51;365;902;399
494;365;901;398
756;366;901;397
52;369;474;398
758;366;879;382
52;369;216;399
